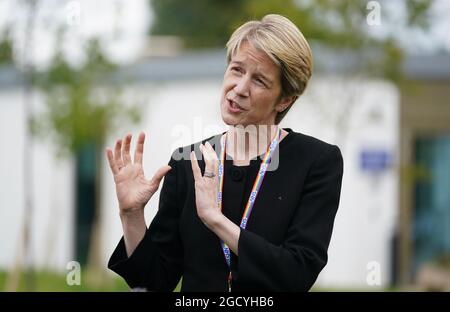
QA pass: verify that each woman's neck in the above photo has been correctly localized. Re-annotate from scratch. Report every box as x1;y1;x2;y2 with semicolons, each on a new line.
225;124;280;165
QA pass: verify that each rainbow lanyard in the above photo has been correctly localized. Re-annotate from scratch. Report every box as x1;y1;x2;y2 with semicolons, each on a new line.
217;127;282;292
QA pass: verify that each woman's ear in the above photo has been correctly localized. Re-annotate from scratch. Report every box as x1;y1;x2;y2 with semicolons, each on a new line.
276;95;298;113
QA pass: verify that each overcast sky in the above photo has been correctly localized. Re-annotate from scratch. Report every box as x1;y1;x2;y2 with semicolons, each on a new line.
0;0;449;69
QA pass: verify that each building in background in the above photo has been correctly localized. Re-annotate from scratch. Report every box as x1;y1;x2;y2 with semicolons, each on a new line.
398;54;450;287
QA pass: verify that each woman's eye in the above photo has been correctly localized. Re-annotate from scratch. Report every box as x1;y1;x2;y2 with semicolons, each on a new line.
231;67;241;73
255;78;266;87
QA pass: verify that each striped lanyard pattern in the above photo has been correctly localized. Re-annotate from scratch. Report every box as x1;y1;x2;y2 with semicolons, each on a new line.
217;127;282;291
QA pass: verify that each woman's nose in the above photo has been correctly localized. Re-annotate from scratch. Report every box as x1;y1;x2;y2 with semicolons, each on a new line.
234;76;250;97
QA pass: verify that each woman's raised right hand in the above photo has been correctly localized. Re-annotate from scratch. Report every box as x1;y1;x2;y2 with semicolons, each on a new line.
105;132;172;216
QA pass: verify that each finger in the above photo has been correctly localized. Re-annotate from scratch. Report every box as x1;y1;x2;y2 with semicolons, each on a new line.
205;141;218;157
122;133;132;165
205;142;219;186
200;144;215;174
205;142;219;184
106;148;119;175
148;165;172;194
190;151;202;181
114;139;124;170
134;131;145;165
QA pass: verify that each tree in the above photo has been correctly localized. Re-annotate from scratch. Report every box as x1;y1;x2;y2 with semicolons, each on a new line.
32;36;141;283
0;28;13;64
33;39;140;156
151;0;242;48
150;0;433;80
1;1;141;291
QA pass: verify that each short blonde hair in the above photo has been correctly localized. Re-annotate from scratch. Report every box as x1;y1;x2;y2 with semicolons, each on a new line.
226;14;313;124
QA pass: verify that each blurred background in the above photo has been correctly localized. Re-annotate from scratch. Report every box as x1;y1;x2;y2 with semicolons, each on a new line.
0;0;449;292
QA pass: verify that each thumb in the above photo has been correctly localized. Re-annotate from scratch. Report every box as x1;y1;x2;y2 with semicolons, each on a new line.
148;165;172;193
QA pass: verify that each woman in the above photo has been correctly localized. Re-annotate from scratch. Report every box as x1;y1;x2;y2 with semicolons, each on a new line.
106;14;343;292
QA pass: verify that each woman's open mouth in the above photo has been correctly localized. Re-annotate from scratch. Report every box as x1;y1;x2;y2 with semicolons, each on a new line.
227;99;245;113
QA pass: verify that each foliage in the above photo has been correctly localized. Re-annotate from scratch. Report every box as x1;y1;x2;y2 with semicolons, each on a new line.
32;38;141;156
151;0;242;48
0;29;13;64
150;0;434;81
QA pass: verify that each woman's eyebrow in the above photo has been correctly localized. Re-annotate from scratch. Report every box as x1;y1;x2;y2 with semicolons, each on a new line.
230;60;245;67
254;72;273;85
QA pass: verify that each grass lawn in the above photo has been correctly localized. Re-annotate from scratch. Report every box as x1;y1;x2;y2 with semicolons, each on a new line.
0;270;183;292
0;270;128;292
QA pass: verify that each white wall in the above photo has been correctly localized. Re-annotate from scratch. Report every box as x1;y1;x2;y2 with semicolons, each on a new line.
0;89;74;272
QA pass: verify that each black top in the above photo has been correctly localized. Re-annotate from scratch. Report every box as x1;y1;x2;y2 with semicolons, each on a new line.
108;128;344;291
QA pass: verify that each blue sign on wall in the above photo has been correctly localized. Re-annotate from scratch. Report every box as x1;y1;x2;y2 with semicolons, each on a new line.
360;150;392;173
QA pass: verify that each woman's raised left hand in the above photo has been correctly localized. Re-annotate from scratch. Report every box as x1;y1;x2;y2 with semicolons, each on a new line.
190;141;222;228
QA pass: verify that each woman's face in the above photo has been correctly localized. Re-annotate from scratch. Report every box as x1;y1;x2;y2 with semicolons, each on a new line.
220;41;291;126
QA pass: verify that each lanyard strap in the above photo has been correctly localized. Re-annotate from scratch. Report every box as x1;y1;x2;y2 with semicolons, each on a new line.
217;127;281;289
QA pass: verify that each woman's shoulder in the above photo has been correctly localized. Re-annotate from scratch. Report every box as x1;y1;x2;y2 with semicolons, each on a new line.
282;128;342;164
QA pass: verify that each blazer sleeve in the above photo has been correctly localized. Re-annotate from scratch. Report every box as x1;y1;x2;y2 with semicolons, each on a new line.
107;153;183;291
237;144;344;291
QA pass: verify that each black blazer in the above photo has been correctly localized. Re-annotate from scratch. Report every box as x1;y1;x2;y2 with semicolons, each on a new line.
108;128;344;291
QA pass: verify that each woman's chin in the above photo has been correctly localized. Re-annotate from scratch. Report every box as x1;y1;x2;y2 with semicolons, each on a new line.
221;112;239;125
222;120;235;126
222;117;247;127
